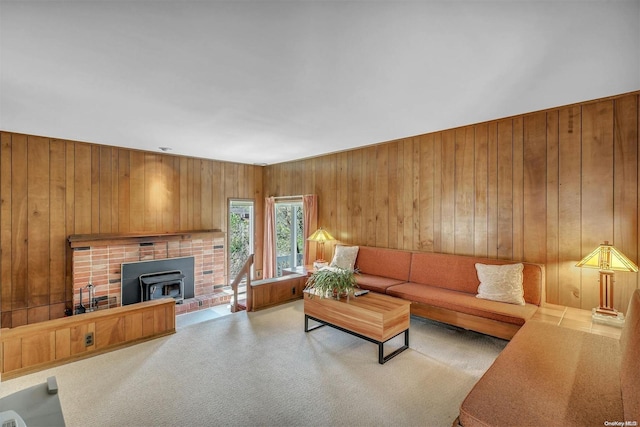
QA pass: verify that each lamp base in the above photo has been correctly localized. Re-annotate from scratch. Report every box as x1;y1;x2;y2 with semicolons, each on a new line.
592;308;625;327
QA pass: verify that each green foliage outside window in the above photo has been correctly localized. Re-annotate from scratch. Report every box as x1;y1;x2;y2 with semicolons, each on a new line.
275;203;304;275
229;211;251;279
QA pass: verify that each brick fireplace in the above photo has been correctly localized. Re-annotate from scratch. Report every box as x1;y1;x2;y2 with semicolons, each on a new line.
68;231;229;316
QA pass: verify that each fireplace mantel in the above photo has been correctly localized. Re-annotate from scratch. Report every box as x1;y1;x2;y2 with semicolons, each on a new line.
68;230;224;248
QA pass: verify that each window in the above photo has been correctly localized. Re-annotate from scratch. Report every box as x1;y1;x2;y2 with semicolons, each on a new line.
275;201;304;276
228;199;254;282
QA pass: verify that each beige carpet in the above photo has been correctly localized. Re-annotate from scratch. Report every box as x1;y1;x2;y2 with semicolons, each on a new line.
0;300;506;427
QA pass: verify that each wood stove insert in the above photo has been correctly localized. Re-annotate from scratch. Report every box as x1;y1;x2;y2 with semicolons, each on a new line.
139;270;185;304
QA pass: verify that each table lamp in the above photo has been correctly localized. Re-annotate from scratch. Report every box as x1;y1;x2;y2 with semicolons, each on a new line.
576;241;638;325
307;227;335;269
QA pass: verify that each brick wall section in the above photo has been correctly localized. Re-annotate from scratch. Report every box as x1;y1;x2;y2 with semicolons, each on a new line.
71;237;229;316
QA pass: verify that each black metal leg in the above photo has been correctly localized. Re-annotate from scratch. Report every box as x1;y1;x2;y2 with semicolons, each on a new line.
306;314;409;364
378;329;410;364
305;314;326;332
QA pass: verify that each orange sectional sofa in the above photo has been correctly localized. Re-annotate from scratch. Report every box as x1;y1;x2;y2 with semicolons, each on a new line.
458;289;640;426
350;246;639;426
353;246;544;340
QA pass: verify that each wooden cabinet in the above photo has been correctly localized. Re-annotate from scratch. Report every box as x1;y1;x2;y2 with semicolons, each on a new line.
0;299;175;380
249;275;307;311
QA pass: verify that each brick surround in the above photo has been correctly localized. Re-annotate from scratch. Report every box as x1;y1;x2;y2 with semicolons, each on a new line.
70;233;230;316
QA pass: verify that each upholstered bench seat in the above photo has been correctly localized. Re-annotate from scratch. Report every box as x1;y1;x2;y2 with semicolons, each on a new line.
458;289;640;427
346;245;544;339
386;283;538;326
460;320;623;426
355;273;406;293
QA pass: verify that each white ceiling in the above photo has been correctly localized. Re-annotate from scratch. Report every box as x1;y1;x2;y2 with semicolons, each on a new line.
1;1;639;165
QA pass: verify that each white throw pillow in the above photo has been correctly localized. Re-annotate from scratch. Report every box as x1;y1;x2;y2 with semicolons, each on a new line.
475;263;525;305
329;245;359;270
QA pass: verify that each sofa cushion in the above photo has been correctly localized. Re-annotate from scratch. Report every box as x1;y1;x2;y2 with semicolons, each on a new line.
354;246;412;281
386;282;537;326
409;252;543;305
355;273;406;293
459;321;623;427
329;245;359;270
620;289;640;422
475;263;525;305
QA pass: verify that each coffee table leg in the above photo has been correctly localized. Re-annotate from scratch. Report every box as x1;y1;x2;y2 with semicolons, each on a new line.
379;329;410;364
305;314;326;332
306;314;409;364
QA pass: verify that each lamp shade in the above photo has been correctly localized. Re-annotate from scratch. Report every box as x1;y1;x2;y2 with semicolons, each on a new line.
576;242;639;272
307;227;335;242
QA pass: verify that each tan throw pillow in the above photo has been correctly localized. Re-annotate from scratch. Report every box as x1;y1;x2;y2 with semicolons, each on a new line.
330;245;359;270
475;263;525;305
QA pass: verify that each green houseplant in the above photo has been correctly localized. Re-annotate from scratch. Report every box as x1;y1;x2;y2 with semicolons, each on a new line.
304;266;358;299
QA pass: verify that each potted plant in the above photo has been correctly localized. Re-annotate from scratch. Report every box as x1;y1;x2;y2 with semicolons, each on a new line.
304;266;358;299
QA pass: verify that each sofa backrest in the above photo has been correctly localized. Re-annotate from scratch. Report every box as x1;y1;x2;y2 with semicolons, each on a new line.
409;252;544;306
620;289;640;422
354;246;412;282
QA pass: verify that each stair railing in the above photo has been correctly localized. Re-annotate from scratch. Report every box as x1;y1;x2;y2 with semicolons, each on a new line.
230;254;254;312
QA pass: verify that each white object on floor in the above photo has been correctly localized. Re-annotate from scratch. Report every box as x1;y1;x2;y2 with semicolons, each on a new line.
0;410;27;427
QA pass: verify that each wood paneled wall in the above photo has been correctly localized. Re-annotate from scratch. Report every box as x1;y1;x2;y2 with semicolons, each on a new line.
2;91;638;325
0;134;263;328
264;92;640;313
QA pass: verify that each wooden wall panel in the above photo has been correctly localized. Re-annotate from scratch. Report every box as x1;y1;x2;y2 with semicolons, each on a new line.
0;133;263;327
74;144;92;234
363;148;376;247
432;133;443;253
264;91;640;312
557;105;582;307
581;101;615;310
512;118;524;261
99;147;113;233
454;127;474;256
522;112;547;264
419;134;435;252
486;123;499;259
387;142;399;249
349;150;363;245
1;134;13;316
545;111;560;304
375;147;389;248
496;120;513;260
27;136;50;310
441;131;455;254
474;124;488;258
117;149;131;233
91;146;101;233
613;95;638;311
336;152;349;244
49;140;67;307
129;151;145;232
11;134;28;317
200;159;213;229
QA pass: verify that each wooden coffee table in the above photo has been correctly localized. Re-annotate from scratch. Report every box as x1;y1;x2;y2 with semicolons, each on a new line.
304;291;411;364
